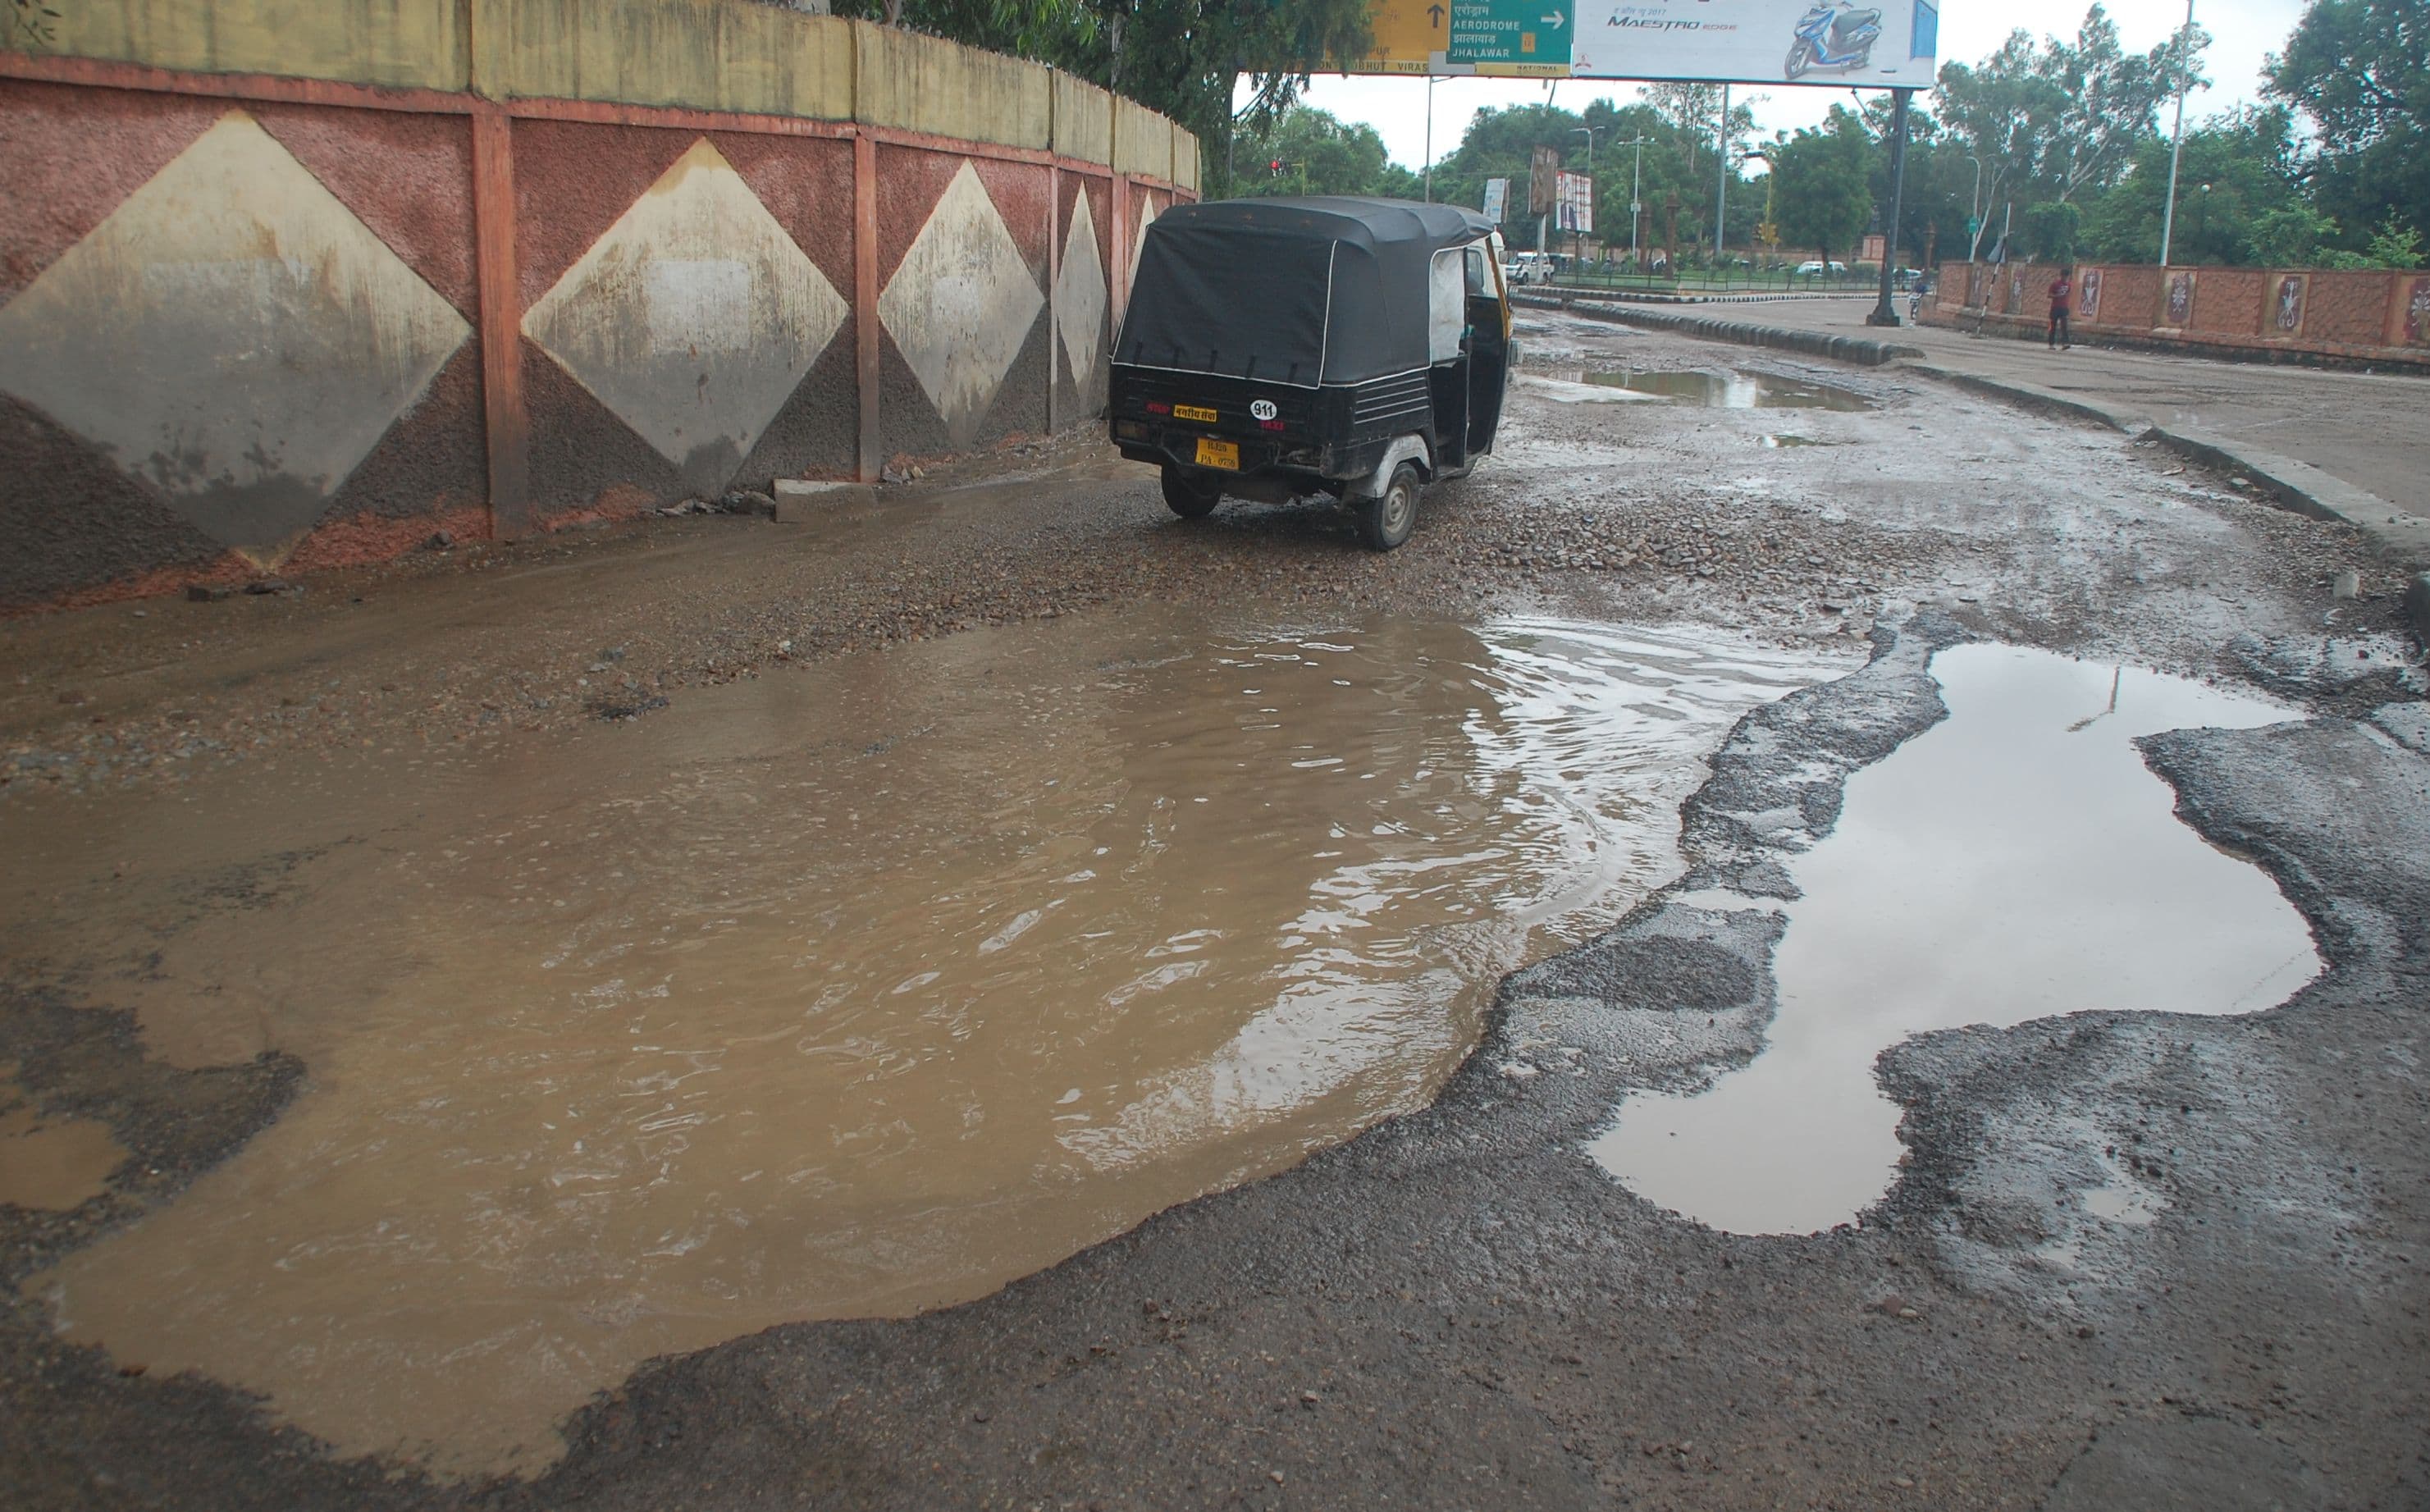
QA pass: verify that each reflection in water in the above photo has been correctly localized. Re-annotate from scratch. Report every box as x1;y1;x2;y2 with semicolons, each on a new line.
11;610;1842;1474
1578;369;1873;410
1592;644;2319;1236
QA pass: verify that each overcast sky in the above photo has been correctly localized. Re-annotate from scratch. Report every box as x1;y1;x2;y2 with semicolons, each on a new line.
1245;0;2309;180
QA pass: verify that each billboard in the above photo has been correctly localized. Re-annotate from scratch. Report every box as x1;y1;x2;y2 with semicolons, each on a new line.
1555;171;1594;234
1339;0;1574;75
1482;177;1510;222
1569;0;1940;88
1528;145;1561;215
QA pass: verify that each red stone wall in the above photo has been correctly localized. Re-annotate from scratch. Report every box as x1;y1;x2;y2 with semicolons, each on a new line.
1925;259;2430;371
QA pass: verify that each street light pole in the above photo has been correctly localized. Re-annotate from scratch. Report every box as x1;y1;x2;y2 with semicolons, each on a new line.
2158;0;2195;266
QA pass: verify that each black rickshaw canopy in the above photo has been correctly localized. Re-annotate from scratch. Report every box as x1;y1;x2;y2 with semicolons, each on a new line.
1114;197;1496;389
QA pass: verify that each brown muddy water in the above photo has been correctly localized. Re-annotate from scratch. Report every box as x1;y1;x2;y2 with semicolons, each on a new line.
1593;644;2320;1236
0;1069;127;1210
5;607;1844;1475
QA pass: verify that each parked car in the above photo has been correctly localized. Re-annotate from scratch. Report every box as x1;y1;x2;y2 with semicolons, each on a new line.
1794;259;1850;276
1111;196;1514;551
1502;251;1558;285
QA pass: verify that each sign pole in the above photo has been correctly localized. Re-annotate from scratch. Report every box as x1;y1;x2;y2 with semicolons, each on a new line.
1866;87;1912;327
1424;74;1436;203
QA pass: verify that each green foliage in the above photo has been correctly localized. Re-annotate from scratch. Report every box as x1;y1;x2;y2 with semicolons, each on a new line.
1770;105;1875;267
2079;105;2309;265
1934;4;2208;260
2320;217;2428;267
2265;0;2428;252
830;0;1375;196
2023;200;2081;262
1231;107;1411;199
2249;203;2341;264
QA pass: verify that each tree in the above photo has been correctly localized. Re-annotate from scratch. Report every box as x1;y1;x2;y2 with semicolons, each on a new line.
1934;7;2208;257
2079;105;2310;264
2024;200;2081;262
1231;106;1417;199
2266;0;2429;249
1770;106;1875;267
833;0;1376;198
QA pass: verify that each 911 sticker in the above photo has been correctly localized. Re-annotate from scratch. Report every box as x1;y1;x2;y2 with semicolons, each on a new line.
1249;400;1278;421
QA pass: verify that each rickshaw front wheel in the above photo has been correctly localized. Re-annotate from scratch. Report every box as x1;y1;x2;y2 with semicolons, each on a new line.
1160;466;1222;518
1358;462;1421;551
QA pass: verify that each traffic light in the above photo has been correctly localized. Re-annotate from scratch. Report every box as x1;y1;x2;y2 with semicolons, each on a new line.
1270;159;1282;177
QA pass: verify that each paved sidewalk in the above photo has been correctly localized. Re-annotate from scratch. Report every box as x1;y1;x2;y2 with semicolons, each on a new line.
1736;298;2428;523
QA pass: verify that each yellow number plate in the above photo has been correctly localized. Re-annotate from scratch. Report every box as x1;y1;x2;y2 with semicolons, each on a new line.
1194;437;1240;470
1173;404;1218;423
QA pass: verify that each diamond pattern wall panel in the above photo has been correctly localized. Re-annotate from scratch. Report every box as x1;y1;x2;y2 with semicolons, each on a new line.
878;162;1044;444
0;111;470;560
1055;190;1107;393
522;138;847;488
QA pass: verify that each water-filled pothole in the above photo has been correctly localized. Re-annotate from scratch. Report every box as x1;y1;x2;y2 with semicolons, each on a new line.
15;610;1845;1473
1591;644;2319;1236
1583;369;1872;409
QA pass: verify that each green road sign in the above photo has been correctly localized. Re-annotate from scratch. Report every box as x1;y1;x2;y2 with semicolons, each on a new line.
1966;216;1981;236
1447;0;1572;67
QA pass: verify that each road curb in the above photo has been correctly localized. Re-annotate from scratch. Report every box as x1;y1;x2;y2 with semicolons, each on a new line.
1517;296;2428;569
1512;294;1923;367
1897;371;2430;569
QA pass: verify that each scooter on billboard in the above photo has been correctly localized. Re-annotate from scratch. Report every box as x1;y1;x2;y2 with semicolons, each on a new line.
1783;0;1882;80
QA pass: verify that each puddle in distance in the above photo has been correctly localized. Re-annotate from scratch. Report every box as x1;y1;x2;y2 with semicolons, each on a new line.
10;609;1844;1474
1582;369;1873;409
1592;644;2319;1235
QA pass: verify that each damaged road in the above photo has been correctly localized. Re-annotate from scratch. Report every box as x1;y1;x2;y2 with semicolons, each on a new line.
3;317;2427;1510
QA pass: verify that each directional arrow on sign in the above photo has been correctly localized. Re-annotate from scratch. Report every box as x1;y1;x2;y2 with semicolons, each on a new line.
1428;2;1446;25
1542;11;1564;25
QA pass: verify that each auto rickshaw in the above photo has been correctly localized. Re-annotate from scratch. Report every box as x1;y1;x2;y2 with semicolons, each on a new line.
1108;197;1513;551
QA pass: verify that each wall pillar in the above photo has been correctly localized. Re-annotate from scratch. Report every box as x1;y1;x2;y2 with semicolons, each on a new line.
1046;162;1062;435
1110;171;1130;322
469;102;530;537
853;131;881;482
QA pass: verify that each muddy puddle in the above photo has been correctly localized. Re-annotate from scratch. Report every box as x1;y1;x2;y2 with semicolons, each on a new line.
1526;369;1866;410
0;1071;127;1210
7;608;1843;1473
1592;644;2319;1235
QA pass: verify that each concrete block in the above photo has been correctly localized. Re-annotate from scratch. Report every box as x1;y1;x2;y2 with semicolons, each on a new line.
772;478;878;521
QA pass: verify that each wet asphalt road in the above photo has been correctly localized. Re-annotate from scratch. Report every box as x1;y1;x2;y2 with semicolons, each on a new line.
3;318;2427;1510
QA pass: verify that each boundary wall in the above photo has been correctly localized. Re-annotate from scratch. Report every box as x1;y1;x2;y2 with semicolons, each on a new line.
0;0;1199;610
1924;260;2430;372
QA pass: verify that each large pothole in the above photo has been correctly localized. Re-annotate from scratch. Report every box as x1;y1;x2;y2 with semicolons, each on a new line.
7;606;1846;1475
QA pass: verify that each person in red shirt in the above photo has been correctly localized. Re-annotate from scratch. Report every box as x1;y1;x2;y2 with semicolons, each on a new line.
2048;267;2074;350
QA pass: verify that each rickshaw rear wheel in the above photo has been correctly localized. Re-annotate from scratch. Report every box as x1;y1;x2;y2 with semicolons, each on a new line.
1160;467;1222;518
1357;461;1421;551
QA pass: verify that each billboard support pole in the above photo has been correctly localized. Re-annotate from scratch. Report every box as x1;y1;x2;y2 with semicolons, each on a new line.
1713;84;1729;263
1866;87;1913;327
